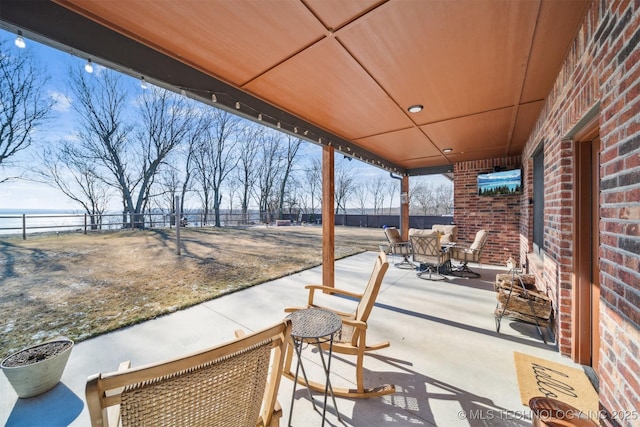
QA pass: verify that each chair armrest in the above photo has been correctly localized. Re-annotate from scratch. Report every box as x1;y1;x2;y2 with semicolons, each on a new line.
305;285;363;303
452;243;474;252
340;318;367;330
306;285;362;308
285;285;363;317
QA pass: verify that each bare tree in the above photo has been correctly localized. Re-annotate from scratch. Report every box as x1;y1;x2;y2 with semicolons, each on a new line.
334;160;356;214
409;178;453;215
277;134;302;219
254;130;283;223
134;87;195;225
435;182;454;215
154;162;181;224
302;155;322;219
0;40;53;177
350;182;367;216
34;143;112;228
367;176;387;214
387;178;399;214
69;67;134;224
178;115;206;218
224;178;240;224
411;182;434;215
69;68;193;227
154;112;205;224
235;124;262;224
192;109;240;227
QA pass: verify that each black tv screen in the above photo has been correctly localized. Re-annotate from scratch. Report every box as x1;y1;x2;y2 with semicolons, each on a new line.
477;169;522;196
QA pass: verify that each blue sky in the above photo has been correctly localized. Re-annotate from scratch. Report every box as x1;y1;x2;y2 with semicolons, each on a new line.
0;28;89;210
0;28;449;212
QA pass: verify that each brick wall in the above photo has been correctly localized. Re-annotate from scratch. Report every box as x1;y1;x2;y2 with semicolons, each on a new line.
453;156;521;266
520;1;640;425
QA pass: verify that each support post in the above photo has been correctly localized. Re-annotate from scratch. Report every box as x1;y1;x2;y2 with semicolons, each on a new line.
401;175;410;240
175;195;181;255
322;145;335;290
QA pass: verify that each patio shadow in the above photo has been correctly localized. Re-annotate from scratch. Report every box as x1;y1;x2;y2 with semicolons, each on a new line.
347;356;532;427
372;301;554;350
5;383;83;427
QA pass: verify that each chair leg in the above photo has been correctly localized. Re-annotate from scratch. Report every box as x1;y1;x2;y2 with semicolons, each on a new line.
355;344;365;394
450;261;481;278
394;254;415;269
416;264;447;281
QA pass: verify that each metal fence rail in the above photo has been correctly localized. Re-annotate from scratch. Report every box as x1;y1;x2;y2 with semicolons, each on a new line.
0;212;453;239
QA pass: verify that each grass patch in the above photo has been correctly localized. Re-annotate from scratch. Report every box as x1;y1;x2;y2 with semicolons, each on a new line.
0;225;385;357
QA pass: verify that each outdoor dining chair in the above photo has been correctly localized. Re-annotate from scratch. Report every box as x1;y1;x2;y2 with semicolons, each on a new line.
450;230;489;278
383;226;414;269
410;232;450;280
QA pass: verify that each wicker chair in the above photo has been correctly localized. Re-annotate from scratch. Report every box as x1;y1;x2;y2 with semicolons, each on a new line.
383;227;414;269
410;232;450;280
450;230;489;278
85;320;292;427
284;251;395;398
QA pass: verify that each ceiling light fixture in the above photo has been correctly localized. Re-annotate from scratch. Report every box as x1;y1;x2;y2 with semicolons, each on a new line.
257;113;263;121
14;31;26;49
84;59;93;74
140;77;148;90
211;94;217;102
443;148;453;153
235;101;240;110
408;104;423;113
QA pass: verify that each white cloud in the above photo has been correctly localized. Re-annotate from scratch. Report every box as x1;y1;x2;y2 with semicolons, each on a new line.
50;91;72;112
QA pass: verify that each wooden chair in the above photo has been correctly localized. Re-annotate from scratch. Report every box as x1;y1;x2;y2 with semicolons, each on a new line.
85;320;292;427
410;232;450;280
451;230;489;278
284;251;395;398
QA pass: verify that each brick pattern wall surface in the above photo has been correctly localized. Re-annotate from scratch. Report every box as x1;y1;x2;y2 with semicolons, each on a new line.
519;1;640;425
453;156;521;267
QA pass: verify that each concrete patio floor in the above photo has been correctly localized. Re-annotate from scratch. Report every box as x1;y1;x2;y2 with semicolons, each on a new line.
1;251;586;426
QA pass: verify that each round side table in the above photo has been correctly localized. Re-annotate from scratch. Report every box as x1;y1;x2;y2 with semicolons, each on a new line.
287;308;342;427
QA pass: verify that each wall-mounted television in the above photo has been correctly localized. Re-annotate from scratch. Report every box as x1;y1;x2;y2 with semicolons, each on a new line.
477;169;522;196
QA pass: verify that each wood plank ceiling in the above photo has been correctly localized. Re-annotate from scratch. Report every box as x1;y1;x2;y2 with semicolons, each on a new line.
2;0;590;175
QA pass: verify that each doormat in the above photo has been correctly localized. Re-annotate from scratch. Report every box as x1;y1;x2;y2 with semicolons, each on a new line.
513;351;598;421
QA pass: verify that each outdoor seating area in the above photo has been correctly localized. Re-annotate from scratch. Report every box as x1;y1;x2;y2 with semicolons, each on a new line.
384;226;489;280
2;0;637;419
0;251;574;426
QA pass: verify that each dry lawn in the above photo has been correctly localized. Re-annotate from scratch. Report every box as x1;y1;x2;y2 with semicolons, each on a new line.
0;225;385;357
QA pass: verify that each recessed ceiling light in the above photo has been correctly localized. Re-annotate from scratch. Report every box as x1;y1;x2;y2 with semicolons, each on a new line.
407;104;423;113
443;148;453;153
